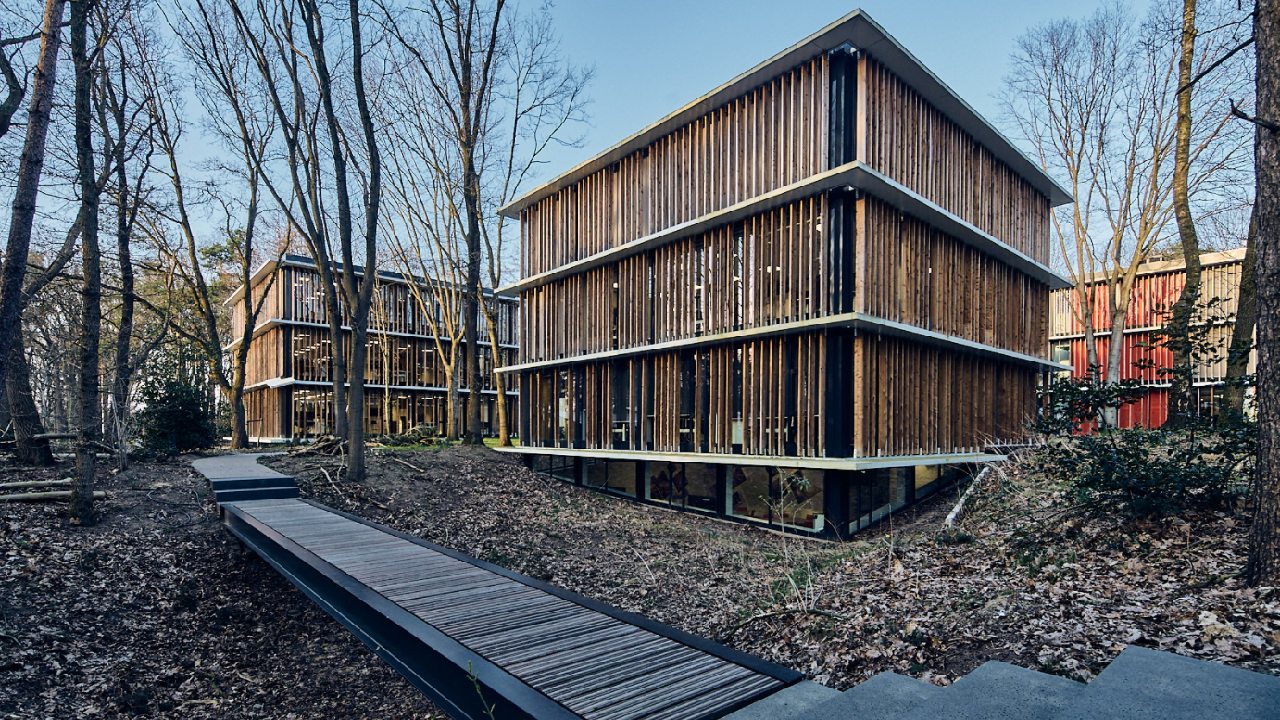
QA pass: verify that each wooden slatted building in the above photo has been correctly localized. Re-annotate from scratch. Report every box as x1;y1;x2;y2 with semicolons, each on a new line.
227;254;519;441
498;11;1072;537
1049;248;1256;429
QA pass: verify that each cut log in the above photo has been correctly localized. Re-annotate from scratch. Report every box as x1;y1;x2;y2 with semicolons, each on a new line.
0;490;106;502
945;465;994;529
0;479;71;490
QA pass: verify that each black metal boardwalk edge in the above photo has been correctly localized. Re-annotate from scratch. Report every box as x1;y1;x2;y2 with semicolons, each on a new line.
220;497;802;720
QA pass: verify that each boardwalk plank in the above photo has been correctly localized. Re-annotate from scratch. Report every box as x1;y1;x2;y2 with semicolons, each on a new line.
214;486;802;720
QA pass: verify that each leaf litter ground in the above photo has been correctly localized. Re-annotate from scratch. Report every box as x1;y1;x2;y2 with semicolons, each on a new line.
1;446;1275;718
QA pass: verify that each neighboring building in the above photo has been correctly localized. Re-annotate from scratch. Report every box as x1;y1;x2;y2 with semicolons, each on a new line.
496;11;1072;537
226;254;519;441
1049;248;1255;428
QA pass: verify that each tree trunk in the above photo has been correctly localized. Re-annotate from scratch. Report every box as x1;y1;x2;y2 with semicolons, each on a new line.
111;119;134;469
0;0;66;392
1103;301;1130;427
348;322;368;479
1248;0;1280;586
1223;206;1257;419
484;306;510;446
8;333;53;466
446;343;460;441
1168;0;1203;428
69;0;100;525
464;152;483;444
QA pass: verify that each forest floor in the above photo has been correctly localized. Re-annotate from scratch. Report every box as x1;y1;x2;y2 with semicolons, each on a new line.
1;445;1277;718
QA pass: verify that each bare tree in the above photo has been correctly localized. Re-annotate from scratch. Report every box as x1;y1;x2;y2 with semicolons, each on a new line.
478;7;589;445
379;48;471;441
1167;0;1207;426
1247;0;1280;586
69;0;100;524
381;0;588;445
0;0;66;397
1004;0;1251;423
381;0;505;445
95;0;158;467
1166;0;1256;425
202;0;382;478
155;0;289;450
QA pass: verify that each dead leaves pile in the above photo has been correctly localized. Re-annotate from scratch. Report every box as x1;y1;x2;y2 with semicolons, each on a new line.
0;461;441;719
9;445;1268;717
267;447;1278;691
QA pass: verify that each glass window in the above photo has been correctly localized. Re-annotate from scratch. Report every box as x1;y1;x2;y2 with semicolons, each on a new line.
585;461;637;497
848;467;911;532
729;465;824;531
647;462;719;513
1052;342;1071;365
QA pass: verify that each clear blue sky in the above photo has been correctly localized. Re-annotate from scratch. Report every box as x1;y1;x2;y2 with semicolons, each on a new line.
534;0;1104;179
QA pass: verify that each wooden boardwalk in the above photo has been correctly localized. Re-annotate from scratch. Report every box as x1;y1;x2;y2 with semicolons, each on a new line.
218;493;801;720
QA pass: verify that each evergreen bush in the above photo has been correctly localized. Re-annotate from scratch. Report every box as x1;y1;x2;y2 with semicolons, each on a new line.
135;356;218;455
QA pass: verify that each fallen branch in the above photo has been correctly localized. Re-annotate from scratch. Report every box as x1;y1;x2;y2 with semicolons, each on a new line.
0;490;106;502
631;547;658;584
945;465;994;529
294;435;347;457
388;456;425;473
0;479;71;491
718;608;846;642
319;468;346;504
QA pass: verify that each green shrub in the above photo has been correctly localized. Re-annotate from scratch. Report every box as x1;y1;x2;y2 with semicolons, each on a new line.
135;362;219;455
1039;422;1254;518
1036;373;1254;518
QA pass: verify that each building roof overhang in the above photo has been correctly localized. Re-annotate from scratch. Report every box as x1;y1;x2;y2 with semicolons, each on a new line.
498;311;1071;374
498;8;1072;220
494;445;1008;471
498;161;1073;295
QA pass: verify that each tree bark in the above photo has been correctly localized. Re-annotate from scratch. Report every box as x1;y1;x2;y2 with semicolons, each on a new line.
483;302;510;446
0;0;66;393
447;342;460;440
464;155;483;444
110;89;135;468
8;333;53;466
69;0;101;525
1223;206;1257;419
1248;0;1280;586
1168;0;1203;428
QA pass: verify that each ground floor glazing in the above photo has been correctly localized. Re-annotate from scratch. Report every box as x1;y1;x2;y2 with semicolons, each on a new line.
529;455;960;537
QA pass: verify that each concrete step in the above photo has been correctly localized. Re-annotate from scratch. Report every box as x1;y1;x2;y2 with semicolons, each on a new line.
214;486;300;502
789;673;942;720
897;661;1083;720
722;681;842;720
209;477;295;491
1062;645;1280;720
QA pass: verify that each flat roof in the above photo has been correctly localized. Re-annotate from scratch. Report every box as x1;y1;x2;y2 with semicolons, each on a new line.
1051;248;1247;289
499;9;1072;219
225;253;517;306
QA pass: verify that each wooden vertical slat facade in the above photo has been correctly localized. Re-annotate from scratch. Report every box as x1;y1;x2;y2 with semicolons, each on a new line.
505;14;1066;533
1048;249;1256;429
231;256;519;440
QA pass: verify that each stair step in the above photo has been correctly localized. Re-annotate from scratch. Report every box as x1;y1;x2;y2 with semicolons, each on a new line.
214;486;300;502
897;662;1083;720
1066;645;1280;720
791;673;942;720
209;477;296;491
722;681;842;720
